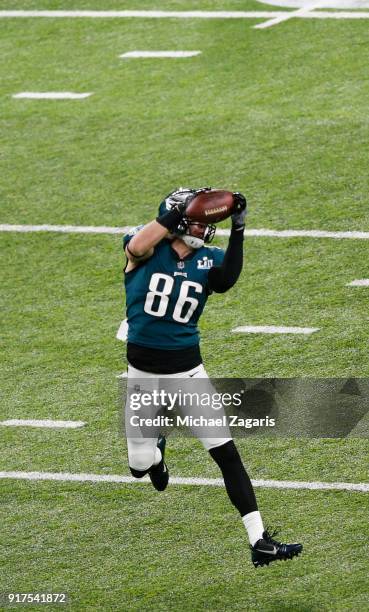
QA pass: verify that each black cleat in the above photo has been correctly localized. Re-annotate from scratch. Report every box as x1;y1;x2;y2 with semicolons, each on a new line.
251;530;303;568
149;435;169;492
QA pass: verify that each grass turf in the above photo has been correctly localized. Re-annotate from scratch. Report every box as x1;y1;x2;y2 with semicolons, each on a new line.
1;481;368;611
1;7;369;611
1;17;369;230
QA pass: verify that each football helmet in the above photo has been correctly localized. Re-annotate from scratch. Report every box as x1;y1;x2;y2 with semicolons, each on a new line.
158;187;216;249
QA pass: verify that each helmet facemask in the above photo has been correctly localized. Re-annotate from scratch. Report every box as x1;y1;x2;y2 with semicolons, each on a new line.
177;219;216;249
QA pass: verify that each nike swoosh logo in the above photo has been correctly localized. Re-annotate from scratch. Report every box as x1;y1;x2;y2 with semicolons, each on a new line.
256;546;278;555
189;370;200;377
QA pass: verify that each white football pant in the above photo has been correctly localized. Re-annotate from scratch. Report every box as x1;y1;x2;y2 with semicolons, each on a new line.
125;363;232;472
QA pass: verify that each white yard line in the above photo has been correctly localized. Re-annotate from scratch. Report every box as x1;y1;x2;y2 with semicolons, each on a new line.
13;92;92;100
2;224;369;240
254;0;327;29
0;419;85;428
347;279;369;286
115;321;320;342
0;10;293;19
0;470;368;492
232;325;320;334
236;229;369;239
0;10;369;20
120;51;201;58
0;224;132;234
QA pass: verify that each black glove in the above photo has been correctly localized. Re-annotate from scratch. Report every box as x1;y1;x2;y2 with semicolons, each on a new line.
165;188;197;215
231;192;247;230
157;188;196;232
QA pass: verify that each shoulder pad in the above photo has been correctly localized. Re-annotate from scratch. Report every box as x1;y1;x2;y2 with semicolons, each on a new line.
123;224;145;249
204;244;225;264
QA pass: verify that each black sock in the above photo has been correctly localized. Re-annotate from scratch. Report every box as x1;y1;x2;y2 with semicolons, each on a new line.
209;440;258;516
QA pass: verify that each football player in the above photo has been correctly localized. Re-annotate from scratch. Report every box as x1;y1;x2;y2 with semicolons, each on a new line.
123;187;303;568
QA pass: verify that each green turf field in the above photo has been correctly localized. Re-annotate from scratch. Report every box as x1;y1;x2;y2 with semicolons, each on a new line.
1;3;369;610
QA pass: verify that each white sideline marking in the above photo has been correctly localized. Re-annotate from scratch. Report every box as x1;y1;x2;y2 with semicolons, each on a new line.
2;224;369;240
120;51;201;58
232;325;319;334
13;92;92;100
0;470;368;492
1;10;369;20
254;0;327;28
0;419;85;428
347;279;369;286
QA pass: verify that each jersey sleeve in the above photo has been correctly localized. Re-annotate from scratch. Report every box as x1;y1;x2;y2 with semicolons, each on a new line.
207;230;244;294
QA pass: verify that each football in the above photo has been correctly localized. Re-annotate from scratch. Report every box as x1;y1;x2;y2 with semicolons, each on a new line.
185;190;235;224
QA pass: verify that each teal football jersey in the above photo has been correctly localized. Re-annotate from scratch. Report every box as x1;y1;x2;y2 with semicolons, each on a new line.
124;234;224;350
